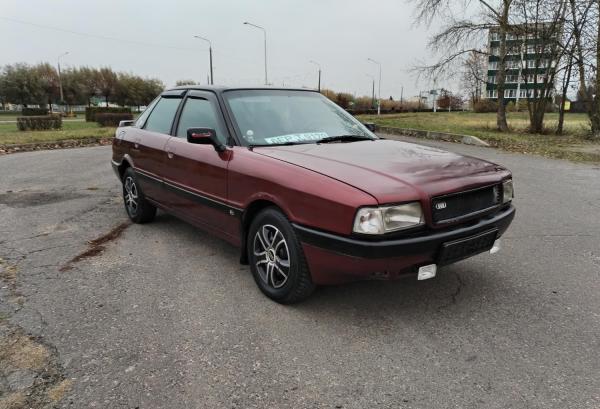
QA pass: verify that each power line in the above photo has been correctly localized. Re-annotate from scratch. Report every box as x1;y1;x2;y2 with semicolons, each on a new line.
0;16;196;51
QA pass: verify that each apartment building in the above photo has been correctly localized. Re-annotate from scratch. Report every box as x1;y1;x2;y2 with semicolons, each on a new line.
485;24;560;102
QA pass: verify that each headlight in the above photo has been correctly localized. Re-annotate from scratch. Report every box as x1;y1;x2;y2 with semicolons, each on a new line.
502;179;514;203
353;202;424;235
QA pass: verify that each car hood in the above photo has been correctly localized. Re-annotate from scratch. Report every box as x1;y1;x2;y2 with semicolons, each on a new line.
253;139;510;204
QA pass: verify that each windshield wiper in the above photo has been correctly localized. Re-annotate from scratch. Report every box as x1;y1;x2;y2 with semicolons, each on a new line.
317;135;374;144
249;141;312;148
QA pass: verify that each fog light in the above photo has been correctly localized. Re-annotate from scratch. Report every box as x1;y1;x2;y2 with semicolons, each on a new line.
490;239;501;254
417;264;437;280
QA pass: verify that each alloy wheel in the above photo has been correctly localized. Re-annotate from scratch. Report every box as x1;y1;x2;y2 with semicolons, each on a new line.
124;176;139;216
253;224;291;289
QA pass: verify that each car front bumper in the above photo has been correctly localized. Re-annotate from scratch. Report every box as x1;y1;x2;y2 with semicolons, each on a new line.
293;205;515;284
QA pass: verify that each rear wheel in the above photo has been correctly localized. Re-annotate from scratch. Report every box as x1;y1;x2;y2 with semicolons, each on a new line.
248;207;315;303
122;167;156;223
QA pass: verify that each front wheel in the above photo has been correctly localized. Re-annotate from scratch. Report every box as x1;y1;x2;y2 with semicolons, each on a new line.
247;208;315;303
122;167;156;223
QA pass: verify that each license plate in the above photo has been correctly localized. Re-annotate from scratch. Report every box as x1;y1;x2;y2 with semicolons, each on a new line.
438;229;498;265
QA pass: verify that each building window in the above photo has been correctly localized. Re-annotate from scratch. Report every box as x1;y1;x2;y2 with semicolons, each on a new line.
490;47;499;56
489;61;498;69
486;90;498;98
505;89;517;98
491;32;500;41
508;45;521;55
488;75;496;84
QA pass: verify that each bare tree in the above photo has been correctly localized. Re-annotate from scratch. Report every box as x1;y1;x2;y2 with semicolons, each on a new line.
461;51;487;107
511;0;568;133
412;0;515;131
569;0;599;138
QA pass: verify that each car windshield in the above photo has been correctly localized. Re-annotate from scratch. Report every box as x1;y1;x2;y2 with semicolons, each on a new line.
223;89;376;146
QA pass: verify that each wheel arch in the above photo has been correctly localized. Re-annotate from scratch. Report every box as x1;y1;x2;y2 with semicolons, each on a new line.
116;155;134;180
239;199;288;264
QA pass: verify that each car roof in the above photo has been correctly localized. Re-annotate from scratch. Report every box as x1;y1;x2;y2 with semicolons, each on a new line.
163;85;320;95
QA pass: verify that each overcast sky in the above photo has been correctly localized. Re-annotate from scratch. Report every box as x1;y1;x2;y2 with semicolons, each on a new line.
1;0;451;99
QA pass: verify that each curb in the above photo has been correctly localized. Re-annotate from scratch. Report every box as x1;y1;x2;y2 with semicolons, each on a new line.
0;137;113;155
377;126;490;147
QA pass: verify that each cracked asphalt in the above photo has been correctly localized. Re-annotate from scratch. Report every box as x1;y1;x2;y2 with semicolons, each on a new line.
0;136;599;408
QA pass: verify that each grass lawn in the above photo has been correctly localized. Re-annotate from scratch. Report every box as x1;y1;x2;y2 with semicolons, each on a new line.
358;112;600;162
0;121;115;146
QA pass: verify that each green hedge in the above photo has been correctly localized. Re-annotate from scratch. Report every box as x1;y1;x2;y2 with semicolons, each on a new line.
21;107;49;116
85;107;132;122
17;115;62;131
96;112;134;127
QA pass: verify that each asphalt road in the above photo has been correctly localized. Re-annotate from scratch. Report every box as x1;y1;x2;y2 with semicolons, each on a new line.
0;136;599;408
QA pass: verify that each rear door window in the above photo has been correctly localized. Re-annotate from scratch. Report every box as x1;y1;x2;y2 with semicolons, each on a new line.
143;97;182;135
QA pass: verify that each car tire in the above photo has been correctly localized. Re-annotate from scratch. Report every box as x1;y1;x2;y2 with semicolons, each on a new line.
247;207;315;303
122;167;156;224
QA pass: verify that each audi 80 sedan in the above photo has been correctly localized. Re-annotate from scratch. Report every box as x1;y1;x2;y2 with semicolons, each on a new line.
111;86;515;303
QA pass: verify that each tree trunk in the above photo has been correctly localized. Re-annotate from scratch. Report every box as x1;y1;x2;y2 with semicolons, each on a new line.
557;52;574;135
592;0;600;138
496;1;511;132
530;101;546;133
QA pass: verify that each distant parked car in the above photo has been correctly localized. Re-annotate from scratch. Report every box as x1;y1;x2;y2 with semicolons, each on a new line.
112;86;515;303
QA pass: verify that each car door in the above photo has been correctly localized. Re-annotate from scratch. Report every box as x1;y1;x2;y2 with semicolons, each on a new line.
129;90;184;204
162;90;238;241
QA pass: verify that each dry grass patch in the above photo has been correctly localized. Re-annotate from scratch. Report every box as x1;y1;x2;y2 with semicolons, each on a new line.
0;392;26;409
0;332;50;370
47;379;73;402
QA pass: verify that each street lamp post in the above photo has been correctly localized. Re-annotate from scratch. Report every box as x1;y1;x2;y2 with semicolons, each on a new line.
309;60;321;92
367;58;381;115
366;74;375;109
57;51;69;109
193;35;213;85
243;21;268;85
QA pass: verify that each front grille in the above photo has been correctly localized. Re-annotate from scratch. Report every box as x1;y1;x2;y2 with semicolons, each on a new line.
431;184;501;224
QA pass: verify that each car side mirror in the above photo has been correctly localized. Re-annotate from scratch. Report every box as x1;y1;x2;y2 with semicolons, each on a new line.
363;122;377;132
187;128;226;152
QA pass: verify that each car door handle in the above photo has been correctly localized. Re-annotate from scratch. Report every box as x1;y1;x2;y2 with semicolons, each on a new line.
133;137;141;149
166;148;175;159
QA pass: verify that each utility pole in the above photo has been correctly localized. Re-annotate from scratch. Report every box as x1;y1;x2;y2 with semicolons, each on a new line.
367;58;382;115
193;35;213;85
57;51;69;109
244;22;268;85
309;60;321;92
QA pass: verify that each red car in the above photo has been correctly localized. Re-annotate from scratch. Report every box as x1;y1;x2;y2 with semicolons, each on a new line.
112;87;515;303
